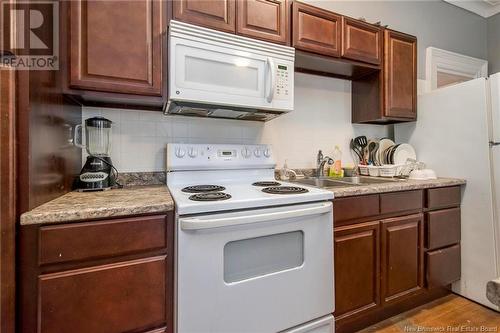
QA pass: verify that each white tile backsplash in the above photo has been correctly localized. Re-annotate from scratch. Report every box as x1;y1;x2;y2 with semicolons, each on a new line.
81;73;390;172
81;108;261;172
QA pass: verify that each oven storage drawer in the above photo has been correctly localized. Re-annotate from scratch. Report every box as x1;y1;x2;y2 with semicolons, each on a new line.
39;215;168;265
282;315;334;333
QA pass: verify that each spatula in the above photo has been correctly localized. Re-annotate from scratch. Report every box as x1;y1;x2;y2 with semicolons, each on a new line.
354;136;368;163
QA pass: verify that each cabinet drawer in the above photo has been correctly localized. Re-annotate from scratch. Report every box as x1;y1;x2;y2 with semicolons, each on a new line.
38;256;167;333
333;194;379;224
39;215;167;265
380;190;423;215
426;186;461;210
426;208;461;250
426;244;461;287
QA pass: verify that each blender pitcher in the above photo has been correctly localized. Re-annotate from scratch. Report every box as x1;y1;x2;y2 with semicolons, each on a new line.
74;117;117;191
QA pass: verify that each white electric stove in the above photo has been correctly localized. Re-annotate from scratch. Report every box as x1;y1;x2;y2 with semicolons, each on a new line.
166;143;335;333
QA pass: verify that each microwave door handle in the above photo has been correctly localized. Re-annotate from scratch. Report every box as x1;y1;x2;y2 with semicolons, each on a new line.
180;202;332;231
266;57;276;103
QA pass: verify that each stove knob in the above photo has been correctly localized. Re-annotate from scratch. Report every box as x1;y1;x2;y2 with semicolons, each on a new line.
241;147;251;158
263;148;271;158
175;147;186;158
188;147;198;158
254;149;262;157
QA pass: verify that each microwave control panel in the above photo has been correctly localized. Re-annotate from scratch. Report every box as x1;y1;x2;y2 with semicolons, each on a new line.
275;64;291;99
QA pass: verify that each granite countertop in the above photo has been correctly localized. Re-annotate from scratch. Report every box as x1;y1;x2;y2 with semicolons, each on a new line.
327;177;466;198
20;185;174;226
19;175;466;226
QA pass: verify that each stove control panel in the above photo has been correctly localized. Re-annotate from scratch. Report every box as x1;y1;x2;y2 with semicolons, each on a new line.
166;144;275;171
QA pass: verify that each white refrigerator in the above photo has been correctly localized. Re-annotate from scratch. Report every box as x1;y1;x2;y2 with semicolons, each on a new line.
395;75;500;311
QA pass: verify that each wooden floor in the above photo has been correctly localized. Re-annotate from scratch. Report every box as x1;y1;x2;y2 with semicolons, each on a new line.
359;294;500;332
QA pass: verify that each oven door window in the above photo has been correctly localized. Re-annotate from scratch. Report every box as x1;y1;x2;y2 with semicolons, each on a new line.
223;231;304;283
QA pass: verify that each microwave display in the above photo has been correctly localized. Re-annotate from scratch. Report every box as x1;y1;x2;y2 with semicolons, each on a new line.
278;65;287;70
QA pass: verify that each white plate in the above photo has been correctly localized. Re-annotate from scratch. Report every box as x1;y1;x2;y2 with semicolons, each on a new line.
392;143;417;164
378;138;395;165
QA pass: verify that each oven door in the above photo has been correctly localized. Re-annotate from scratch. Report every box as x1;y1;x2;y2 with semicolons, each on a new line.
176;202;334;333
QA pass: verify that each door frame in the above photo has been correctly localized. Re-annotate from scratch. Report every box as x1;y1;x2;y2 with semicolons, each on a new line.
425;47;488;92
0;64;16;333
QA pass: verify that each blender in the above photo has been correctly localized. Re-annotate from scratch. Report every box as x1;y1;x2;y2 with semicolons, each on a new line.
74;117;117;191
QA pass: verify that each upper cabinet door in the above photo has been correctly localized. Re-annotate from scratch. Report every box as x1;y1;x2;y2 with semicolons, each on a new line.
292;2;341;57
384;30;417;119
69;0;164;96
236;0;289;44
173;0;236;33
342;17;382;65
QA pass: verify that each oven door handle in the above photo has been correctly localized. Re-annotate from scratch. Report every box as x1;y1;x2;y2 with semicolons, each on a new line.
180;202;332;230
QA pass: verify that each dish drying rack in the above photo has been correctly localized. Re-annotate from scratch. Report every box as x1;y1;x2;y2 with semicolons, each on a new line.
359;159;425;178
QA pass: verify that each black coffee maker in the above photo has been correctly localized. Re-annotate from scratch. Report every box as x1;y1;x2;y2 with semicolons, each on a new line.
74;117;117;191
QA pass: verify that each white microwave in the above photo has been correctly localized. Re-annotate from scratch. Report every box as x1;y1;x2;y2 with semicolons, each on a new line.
166;20;295;121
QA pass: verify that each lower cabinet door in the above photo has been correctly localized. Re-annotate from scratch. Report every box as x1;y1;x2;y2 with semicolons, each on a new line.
381;214;424;305
334;221;380;319
38;256;167;333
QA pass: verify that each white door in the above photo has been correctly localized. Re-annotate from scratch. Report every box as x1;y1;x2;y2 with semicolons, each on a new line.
176;202;334;333
395;78;499;310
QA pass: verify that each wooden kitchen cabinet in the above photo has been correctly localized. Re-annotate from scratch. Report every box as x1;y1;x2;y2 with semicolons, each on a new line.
292;1;341;57
236;0;289;44
19;213;174;333
173;0;236;33
68;0;165;96
383;30;417;119
380;214;424;305
334;221;380;320
341;17;382;65
352;29;417;123
334;187;461;333
173;0;290;44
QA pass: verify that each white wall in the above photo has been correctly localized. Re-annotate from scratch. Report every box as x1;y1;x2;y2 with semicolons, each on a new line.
306;0;488;79
82;73;388;172
488;13;500;74
261;73;388;169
